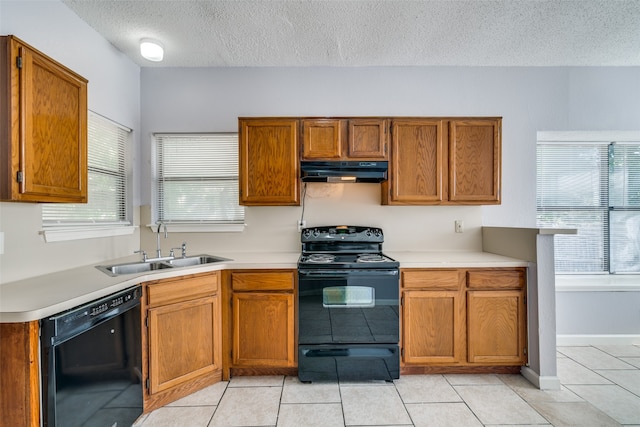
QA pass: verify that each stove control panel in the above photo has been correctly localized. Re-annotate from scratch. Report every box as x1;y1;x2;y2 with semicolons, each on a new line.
301;226;383;243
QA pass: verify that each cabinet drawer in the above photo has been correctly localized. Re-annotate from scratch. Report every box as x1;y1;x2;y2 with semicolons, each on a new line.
147;272;218;307
467;269;525;290
231;270;295;291
402;269;461;290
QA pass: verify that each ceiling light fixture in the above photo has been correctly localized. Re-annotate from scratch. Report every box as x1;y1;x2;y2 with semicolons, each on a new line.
140;38;164;62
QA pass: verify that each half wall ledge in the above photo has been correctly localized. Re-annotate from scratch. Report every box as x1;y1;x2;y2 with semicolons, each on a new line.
482;226;576;390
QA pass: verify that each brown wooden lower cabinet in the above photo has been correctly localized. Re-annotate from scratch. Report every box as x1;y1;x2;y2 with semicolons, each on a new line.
232;292;295;367
0;321;40;427
401;267;526;374
467;289;527;364
142;271;222;412
0;265;529;424
224;269;297;378
402;290;465;365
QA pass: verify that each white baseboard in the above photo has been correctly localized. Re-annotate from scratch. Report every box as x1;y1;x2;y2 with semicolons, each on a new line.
521;366;561;390
557;334;640;346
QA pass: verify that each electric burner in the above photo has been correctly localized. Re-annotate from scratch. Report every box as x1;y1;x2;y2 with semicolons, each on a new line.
306;254;336;263
357;254;387;263
298;226;399;269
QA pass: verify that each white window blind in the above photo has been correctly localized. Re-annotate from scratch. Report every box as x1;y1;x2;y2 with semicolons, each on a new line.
42;112;131;228
609;143;640;273
537;141;640;274
155;133;244;225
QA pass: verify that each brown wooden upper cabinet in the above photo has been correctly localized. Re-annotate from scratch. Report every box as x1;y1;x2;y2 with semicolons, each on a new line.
383;117;501;205
302;119;344;159
239;118;300;206
0;35;88;203
382;119;445;204
448;118;501;204
301;118;388;160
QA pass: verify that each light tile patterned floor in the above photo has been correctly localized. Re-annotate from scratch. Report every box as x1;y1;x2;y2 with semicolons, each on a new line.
134;345;640;426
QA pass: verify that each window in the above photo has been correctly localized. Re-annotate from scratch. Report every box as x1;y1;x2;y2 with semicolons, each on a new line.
41;112;132;241
537;133;640;274
154;133;244;231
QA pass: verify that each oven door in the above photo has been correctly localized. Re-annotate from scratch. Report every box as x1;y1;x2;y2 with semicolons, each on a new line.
298;269;400;345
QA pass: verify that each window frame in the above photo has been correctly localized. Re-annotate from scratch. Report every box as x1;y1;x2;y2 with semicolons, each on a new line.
536;131;640;275
152;132;245;233
40;111;134;242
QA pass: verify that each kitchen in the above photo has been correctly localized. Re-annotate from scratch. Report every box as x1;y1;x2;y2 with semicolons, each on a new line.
1;1;640;426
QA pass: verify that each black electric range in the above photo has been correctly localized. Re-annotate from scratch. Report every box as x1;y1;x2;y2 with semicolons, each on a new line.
297;225;400;382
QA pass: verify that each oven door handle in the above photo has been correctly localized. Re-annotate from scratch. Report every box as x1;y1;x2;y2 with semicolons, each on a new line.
298;269;399;277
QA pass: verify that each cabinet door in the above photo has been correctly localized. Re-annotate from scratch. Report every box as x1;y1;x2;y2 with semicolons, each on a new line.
384;120;444;204
148;295;221;394
402;290;465;365
239;118;299;206
232;292;295;367
347;119;388;159
1;37;88;203
302;119;343;159
448;119;501;204
467;290;526;364
0;321;40;427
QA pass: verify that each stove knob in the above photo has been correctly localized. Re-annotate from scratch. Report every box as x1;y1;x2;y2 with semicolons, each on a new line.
302;229;311;238
312;229;320;237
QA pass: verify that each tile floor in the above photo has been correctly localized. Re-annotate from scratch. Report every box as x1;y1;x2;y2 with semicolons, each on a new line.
133;345;640;426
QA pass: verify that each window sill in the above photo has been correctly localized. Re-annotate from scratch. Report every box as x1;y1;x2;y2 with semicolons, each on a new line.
556;274;640;292
40;226;136;243
146;223;245;233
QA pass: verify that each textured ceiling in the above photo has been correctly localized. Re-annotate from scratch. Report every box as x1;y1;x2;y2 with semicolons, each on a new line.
62;0;640;67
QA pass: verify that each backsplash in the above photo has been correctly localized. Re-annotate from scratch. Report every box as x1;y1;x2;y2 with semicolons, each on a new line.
140;183;483;256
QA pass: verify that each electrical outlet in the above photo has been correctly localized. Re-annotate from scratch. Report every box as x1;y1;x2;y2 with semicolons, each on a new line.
455;220;464;233
297;220;306;232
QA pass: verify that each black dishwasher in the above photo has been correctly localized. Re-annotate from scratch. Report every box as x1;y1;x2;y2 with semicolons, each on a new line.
40;286;142;427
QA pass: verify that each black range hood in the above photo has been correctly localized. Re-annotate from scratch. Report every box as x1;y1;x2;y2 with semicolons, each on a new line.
301;160;388;183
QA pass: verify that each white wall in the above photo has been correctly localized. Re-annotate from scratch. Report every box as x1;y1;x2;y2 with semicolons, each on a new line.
0;0;141;284
557;290;640;337
139;67;640;251
140;66;640;337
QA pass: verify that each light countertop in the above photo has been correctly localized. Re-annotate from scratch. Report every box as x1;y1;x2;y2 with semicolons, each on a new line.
0;250;526;323
387;251;528;268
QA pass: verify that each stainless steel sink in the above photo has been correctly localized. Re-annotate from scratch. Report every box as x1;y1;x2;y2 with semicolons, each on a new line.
96;254;230;276
96;261;173;277
165;254;230;267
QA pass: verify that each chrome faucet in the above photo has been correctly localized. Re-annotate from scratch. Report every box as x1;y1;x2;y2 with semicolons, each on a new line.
156;221;168;258
170;242;187;258
134;249;148;262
